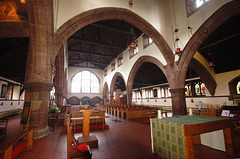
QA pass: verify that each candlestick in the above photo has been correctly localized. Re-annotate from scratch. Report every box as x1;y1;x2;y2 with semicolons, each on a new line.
189;108;193;116
158;110;162;119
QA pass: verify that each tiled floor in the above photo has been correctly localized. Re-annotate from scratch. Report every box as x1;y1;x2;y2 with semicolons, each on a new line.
0;114;240;159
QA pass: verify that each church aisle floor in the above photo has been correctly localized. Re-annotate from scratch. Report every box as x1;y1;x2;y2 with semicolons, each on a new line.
1;114;240;159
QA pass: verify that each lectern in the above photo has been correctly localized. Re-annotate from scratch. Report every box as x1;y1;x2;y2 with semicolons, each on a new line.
77;109;98;148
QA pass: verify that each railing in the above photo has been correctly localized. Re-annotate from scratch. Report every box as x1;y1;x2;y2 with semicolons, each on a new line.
0;127;35;159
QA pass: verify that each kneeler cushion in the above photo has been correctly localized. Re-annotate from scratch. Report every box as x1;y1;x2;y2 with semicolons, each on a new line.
72;143;89;154
12;142;27;159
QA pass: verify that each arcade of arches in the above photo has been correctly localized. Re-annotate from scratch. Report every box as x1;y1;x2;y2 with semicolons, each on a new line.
0;0;240;140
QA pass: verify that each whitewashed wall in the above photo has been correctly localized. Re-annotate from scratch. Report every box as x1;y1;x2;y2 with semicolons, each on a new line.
169;0;232;50
55;0;231;54
55;0;172;48
0;80;24;112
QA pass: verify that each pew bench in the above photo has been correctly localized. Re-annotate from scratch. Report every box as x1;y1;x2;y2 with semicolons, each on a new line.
0;127;35;159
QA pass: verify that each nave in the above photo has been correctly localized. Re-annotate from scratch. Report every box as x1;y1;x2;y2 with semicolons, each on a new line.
0;114;240;159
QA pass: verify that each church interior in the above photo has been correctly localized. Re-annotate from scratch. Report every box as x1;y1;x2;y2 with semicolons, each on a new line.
0;0;240;159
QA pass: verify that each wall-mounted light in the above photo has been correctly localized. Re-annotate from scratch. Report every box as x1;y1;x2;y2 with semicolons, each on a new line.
20;0;26;4
129;0;133;5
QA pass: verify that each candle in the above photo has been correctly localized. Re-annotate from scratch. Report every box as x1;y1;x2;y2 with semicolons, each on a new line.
158;110;162;119
189;108;193;116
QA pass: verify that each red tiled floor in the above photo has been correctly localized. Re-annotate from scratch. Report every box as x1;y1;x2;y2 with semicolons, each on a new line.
1;114;240;159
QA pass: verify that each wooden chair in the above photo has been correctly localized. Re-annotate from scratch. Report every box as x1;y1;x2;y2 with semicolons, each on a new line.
0;118;8;138
67;116;92;159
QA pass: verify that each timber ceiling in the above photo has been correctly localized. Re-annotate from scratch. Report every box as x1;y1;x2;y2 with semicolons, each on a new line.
0;16;239;89
67;20;142;70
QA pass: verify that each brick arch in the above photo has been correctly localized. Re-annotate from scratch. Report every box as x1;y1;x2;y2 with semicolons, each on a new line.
54;7;174;65
126;56;166;106
103;82;109;104
178;0;240;86
109;72;126;105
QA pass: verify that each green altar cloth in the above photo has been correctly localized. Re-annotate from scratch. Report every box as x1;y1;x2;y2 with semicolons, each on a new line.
150;115;227;159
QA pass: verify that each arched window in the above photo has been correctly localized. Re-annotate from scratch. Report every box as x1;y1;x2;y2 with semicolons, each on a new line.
71;71;100;93
237;81;240;95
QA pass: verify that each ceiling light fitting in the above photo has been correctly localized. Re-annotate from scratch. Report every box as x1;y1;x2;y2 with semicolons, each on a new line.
209;61;215;67
129;41;136;49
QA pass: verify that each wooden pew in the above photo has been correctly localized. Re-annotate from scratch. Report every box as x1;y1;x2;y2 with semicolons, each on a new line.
0;127;35;159
67;115;92;159
0;118;8;138
97;105;156;120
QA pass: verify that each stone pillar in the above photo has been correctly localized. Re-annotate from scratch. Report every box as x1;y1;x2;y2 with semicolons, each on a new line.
24;0;54;139
170;88;187;116
55;48;65;107
126;91;132;106
110;96;114;105
24;82;52;139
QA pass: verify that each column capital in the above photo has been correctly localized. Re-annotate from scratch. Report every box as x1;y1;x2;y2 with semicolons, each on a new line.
170;88;185;93
24;82;53;92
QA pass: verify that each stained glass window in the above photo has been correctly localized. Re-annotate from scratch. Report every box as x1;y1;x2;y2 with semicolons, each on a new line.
185;84;191;96
237;81;240;95
71;71;99;93
195;83;200;95
201;83;206;95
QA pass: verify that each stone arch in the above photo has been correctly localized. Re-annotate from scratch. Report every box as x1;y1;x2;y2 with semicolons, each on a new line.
228;75;240;100
103;82;109;104
54;7;174;65
178;0;240;86
126;56;166;106
109;72;126;105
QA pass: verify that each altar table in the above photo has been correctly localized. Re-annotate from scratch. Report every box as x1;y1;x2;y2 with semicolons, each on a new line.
150;115;233;159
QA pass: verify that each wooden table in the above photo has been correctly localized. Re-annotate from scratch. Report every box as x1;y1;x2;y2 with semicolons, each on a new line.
71;116;110;133
151;115;233;159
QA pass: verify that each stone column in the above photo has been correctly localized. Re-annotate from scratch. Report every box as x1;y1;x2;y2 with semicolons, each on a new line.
24;0;54;139
55;47;65;107
126;91;132;106
109;96;114;105
170;88;187;116
24;82;52;139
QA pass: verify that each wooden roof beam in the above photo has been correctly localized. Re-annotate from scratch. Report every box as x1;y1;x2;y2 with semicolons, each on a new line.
69;37;125;49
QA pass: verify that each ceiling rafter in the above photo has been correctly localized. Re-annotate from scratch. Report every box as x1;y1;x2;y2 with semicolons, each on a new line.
91;23;131;35
68;49;115;58
69;36;125;49
68;58;109;65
